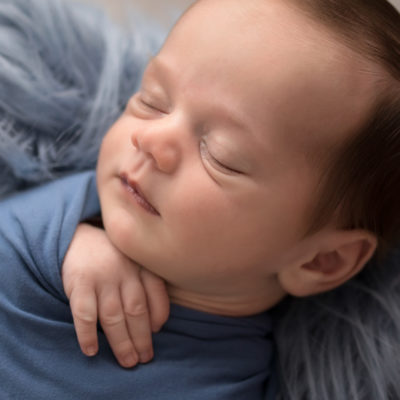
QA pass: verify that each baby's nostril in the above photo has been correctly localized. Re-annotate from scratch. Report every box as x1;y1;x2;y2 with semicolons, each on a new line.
130;133;140;150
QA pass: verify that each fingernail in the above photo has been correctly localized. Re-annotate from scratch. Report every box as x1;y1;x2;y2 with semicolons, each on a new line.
86;347;97;356
139;351;153;363
124;353;137;367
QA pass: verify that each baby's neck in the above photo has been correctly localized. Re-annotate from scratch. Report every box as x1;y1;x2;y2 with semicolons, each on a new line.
167;283;286;317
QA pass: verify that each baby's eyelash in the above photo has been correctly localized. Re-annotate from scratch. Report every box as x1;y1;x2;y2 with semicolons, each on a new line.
199;140;241;174
139;96;159;111
134;90;170;115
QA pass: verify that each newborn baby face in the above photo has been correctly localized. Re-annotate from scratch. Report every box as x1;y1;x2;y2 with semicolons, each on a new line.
96;0;377;315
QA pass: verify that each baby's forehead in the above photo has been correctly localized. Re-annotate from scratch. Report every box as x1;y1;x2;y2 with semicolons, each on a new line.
173;0;370;71
155;0;382;165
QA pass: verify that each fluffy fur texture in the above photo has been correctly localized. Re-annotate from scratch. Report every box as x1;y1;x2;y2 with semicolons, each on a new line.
0;0;165;197
1;1;400;399
273;249;400;400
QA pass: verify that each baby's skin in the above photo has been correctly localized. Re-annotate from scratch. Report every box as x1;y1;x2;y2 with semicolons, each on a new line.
63;0;382;368
63;223;169;368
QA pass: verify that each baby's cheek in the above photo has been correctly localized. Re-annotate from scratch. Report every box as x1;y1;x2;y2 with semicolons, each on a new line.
170;199;239;258
102;207;131;252
171;188;230;228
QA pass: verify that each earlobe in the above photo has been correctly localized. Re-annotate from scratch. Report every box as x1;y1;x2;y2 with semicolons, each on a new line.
278;230;377;297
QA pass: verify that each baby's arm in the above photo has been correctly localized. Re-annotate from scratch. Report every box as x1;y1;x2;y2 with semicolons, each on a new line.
62;223;170;368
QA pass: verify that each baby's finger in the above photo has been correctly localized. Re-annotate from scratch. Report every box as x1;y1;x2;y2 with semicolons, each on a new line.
140;268;170;332
69;285;99;357
98;287;139;368
121;280;154;364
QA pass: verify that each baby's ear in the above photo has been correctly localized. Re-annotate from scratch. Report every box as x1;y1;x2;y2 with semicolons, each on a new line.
277;229;377;297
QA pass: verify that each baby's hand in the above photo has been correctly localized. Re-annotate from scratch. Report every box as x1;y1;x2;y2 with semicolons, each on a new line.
62;223;169;368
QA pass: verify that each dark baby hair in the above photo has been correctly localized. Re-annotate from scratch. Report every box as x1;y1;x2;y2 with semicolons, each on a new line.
293;0;400;258
273;1;400;399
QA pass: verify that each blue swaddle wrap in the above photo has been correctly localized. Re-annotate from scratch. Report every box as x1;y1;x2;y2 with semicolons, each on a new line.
0;171;276;399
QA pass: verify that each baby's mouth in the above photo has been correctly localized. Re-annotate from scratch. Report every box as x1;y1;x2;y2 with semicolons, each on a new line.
120;174;160;216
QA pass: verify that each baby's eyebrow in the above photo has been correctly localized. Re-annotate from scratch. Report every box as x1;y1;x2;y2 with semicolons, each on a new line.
145;57;169;82
146;57;251;132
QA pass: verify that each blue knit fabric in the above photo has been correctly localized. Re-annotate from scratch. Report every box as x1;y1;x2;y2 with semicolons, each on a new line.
0;171;276;399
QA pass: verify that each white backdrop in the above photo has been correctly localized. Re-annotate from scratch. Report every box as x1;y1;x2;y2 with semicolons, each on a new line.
392;0;400;9
77;0;400;19
75;0;400;26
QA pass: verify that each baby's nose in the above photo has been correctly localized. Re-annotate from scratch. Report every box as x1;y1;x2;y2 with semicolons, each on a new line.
131;125;181;174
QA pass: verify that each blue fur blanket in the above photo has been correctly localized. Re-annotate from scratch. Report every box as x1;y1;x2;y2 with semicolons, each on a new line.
0;0;165;198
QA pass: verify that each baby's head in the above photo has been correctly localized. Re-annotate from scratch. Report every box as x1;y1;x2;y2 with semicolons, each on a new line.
96;0;400;316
